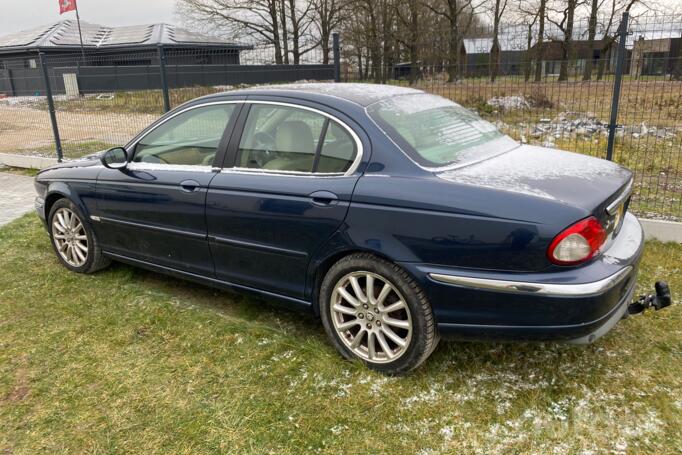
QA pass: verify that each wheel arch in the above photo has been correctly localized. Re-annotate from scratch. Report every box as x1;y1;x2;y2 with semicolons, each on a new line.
307;246;416;318
44;182;90;221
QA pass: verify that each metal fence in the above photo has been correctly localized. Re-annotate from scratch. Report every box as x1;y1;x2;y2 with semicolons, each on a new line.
340;12;681;221
1;12;680;222
0;43;338;161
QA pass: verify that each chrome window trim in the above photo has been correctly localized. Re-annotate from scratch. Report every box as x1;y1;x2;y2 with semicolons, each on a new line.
127;99;364;177
428;266;633;297
126;100;243;162
606;178;634;215
230;100;364;177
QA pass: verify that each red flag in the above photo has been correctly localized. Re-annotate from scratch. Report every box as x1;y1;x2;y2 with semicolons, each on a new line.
59;0;77;15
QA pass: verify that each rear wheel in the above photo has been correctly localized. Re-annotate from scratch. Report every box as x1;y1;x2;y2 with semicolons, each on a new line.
320;253;438;374
48;199;110;274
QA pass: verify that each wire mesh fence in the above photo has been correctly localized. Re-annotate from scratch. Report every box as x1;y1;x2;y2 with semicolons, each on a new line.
0;43;335;160
340;12;682;221
0;12;680;221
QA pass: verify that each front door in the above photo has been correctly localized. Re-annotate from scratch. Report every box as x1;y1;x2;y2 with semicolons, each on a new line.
206;101;364;298
94;102;240;276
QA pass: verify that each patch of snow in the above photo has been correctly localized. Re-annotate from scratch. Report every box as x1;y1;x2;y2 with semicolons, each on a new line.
440;144;630;201
487;96;530;111
439;426;454;441
248;82;423;104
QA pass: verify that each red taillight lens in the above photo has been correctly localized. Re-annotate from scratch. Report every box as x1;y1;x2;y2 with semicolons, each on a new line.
547;217;607;265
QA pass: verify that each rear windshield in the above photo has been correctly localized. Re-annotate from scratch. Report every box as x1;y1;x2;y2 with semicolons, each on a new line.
367;93;518;168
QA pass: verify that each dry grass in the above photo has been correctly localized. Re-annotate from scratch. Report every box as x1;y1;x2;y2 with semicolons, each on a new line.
1;214;681;454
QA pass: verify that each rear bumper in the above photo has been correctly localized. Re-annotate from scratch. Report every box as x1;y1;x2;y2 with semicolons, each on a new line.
400;212;644;343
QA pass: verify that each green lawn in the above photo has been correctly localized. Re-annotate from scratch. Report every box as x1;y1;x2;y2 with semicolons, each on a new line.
1;215;681;454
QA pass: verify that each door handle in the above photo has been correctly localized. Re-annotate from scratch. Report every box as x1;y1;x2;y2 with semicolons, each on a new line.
180;179;201;192
309;190;339;206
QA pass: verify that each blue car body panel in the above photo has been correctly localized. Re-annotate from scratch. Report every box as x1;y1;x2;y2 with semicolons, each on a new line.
34;83;642;343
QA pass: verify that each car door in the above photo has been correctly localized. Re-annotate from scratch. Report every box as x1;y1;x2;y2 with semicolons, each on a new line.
206;100;366;299
93;102;241;276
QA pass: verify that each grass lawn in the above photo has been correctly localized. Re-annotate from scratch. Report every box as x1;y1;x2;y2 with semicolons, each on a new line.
1;215;681;454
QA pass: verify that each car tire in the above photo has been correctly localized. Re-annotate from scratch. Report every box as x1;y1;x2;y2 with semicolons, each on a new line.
319;253;439;375
48;198;110;274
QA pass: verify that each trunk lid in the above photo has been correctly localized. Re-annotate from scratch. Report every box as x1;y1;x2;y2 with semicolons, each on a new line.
437;144;633;235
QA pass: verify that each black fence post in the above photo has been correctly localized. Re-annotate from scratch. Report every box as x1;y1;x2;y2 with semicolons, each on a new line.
606;12;629;161
158;44;171;113
39;52;63;163
332;32;341;83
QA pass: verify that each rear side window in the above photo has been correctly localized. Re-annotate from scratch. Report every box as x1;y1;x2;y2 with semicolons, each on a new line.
236;104;357;174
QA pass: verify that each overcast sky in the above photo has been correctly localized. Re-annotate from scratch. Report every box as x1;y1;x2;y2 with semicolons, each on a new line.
0;0;177;35
1;0;679;37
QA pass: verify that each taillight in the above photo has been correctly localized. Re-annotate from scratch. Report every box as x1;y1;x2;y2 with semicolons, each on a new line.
547;217;607;265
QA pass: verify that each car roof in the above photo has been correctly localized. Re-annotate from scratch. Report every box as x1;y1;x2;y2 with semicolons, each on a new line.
204;83;425;107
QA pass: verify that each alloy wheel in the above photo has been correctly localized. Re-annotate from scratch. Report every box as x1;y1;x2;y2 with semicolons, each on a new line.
51;207;88;267
330;271;413;363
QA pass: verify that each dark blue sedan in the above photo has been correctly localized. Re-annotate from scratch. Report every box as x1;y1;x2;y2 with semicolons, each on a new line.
34;83;646;374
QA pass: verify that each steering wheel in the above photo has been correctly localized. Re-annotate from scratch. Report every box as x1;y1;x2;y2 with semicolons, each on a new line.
253;131;276;152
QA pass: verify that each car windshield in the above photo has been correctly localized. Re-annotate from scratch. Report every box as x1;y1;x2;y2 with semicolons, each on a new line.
367;93;518;168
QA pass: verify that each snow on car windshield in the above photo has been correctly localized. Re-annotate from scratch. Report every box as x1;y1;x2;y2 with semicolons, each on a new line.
367;93;518;168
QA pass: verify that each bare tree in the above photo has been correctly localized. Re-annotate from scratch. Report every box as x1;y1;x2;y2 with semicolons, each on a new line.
178;0;286;63
311;0;348;64
395;0;422;84
516;0;548;82
589;0;641;80
487;0;509;82
425;0;481;82
547;0;583;81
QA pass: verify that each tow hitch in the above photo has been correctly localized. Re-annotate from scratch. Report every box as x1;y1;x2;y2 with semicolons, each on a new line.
628;281;673;315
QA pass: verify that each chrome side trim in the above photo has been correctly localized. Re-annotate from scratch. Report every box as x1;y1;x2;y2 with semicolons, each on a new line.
208;234;308;257
428;266;633;297
98;216;206;240
606;178;633;215
90;215;101;222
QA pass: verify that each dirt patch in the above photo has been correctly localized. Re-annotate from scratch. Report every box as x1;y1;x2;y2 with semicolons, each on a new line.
1;367;29;404
0;104;157;155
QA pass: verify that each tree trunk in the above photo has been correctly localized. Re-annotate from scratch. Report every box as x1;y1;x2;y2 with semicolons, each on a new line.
408;1;419;85
558;0;576;81
490;38;500;82
534;0;546;82
269;0;284;64
279;0;290;64
582;0;599;81
490;0;502;82
357;48;363;79
288;0;301;64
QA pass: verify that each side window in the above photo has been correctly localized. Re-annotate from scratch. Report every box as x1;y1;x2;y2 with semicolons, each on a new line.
317;122;356;173
236;104;357;174
134;104;236;166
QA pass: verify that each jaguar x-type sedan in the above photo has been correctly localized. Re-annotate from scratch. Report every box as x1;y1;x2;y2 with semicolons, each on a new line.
35;83;646;374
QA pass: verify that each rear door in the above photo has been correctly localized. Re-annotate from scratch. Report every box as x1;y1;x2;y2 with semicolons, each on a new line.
206;100;366;299
94;102;241;276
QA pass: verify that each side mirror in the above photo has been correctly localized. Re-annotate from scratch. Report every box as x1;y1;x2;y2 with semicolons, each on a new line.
101;147;129;169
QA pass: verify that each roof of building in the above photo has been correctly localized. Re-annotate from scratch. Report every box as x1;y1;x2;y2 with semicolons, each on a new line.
0;20;250;53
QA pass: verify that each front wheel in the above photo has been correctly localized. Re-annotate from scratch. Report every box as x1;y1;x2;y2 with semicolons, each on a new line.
48;198;110;274
319;253;439;374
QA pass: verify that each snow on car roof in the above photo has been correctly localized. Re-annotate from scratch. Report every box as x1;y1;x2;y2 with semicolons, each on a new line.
236;83;425;107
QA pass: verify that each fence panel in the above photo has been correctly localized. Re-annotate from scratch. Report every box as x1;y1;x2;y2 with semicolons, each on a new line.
0;56;53;157
340;13;682;221
614;15;682;220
